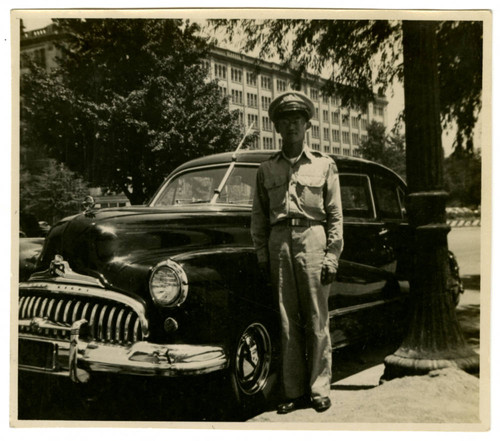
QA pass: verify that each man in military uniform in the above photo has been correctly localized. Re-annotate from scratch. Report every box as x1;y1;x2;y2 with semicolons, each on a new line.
251;91;343;414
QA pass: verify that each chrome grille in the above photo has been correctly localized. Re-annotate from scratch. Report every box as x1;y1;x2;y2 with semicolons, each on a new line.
19;293;144;343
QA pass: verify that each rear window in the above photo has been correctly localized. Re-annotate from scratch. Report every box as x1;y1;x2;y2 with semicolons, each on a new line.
339;174;375;219
372;175;404;219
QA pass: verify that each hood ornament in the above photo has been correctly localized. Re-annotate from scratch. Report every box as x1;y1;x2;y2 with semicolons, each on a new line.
29;254;105;288
82;195;96;217
49;254;69;277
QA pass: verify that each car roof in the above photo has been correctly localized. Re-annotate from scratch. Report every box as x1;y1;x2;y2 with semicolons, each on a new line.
170;150;406;187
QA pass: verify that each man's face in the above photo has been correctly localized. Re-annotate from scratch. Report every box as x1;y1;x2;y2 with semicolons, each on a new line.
274;112;310;145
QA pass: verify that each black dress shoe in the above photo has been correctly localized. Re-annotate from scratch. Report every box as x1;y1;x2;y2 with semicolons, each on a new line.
311;396;331;413
277;396;309;414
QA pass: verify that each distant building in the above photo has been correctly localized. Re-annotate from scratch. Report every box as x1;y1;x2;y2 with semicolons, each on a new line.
20;24;388;157
207;47;387;156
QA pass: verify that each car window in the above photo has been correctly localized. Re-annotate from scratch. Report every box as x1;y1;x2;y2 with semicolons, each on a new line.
372;175;404;219
339;174;375;219
153;165;257;206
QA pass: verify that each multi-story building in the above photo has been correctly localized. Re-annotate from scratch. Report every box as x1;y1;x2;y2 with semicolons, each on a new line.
208;47;387;156
20;25;388;157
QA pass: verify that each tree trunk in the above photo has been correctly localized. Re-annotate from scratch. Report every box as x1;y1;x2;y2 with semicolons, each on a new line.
382;21;479;379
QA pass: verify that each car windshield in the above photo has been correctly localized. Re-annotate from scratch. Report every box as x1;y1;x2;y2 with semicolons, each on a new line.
152;165;258;206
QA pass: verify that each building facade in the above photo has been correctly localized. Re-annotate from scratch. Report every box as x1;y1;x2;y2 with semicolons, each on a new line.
208;47;388;156
21;25;388;157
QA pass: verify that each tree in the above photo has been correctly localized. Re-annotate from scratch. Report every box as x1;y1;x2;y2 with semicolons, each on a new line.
21;19;246;204
444;151;481;207
20;160;90;225
358;121;406;178
212;19;482;154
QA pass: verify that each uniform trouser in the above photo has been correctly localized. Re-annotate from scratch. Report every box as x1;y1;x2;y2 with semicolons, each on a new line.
268;224;332;399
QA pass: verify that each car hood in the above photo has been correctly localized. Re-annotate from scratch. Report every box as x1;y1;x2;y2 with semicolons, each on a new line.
34;205;252;296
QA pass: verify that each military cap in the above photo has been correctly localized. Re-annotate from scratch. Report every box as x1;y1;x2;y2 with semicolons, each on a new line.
268;91;315;123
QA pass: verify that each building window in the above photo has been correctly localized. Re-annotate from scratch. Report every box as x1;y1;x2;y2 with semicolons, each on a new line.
333;96;341;106
214;63;226;79
313;106;319;120
278;138;283;148
312;125;320;139
375;105;384;117
332;129;340;143
250;137;260;150
231;89;243;104
262;116;272;131
201;59;210;71
247;93;258;108
351;116;359;129
323;110;329;122
323;128;330;140
361;118;368;130
353;148;360;157
333;147;341;154
263;137;274;150
322;95;329;104
276;79;287;92
231;68;242;83
342;114;349;127
261;75;272;90
246;72;257;86
238;111;244;125
343;148;350;155
324;145;331;153
218;86;227;96
332;112;340;125
28;48;46;68
342;131;350;144
310;88;319;101
361;134;368;143
248;113;259;129
312;143;320;151
352;133;359;145
261;96;271;110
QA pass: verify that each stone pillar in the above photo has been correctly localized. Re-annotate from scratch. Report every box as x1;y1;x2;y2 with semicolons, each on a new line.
382;21;479;379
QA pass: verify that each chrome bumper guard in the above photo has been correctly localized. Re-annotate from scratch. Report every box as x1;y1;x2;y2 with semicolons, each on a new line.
19;318;229;382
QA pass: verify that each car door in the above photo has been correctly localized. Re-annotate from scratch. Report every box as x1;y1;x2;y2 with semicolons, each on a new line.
328;172;407;348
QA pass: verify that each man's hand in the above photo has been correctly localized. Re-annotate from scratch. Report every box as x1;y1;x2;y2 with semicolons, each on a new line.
321;261;336;285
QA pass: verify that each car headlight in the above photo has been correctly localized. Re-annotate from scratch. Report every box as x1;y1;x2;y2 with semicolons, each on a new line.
149;260;188;307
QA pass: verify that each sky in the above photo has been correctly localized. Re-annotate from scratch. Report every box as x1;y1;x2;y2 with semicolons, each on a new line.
16;13;470;156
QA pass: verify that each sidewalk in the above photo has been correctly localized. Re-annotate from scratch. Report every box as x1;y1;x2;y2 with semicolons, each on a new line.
249;288;482;426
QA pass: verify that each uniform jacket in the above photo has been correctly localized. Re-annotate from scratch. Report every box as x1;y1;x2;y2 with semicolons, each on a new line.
251;145;344;270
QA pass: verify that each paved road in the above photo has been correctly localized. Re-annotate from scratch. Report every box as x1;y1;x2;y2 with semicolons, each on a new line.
448;226;481;277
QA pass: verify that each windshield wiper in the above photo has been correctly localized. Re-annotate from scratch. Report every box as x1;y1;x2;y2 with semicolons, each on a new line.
210;123;255;205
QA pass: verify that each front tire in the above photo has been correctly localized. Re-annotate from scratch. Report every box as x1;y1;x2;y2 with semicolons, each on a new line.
223;316;279;416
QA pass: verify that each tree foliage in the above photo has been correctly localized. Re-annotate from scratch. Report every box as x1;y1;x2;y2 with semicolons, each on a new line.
21;19;245;204
212;19;482;153
20;159;90;225
358;121;406;179
443;151;481;207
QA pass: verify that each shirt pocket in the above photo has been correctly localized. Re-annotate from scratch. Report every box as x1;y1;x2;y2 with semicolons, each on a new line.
296;174;325;209
264;175;287;210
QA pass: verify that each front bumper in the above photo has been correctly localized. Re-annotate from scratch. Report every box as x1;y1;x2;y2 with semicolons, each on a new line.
19;319;229;382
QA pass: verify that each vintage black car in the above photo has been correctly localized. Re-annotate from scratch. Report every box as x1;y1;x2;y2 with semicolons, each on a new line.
18;151;462;413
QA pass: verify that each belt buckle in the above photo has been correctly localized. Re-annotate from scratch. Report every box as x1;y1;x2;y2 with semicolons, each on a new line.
290;218;307;227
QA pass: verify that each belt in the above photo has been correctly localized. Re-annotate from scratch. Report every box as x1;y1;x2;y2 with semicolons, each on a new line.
273;218;325;228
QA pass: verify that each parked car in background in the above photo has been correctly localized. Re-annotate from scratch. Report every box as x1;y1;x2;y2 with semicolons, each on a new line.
17;151;463;414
